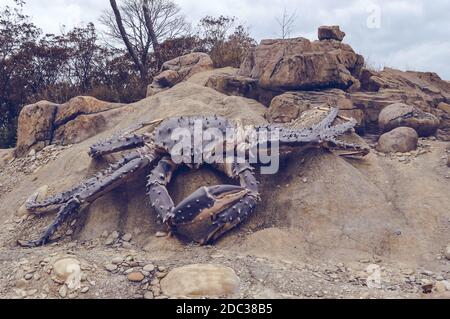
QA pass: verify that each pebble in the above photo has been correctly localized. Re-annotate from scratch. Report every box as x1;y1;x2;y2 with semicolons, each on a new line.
80;286;90;294
421;280;434;294
24;273;33;280
402;269;415;276
444;245;450;260
59;285;68;298
104;264;118;272
128;272;145;282
144;292;154;300
122;234;132;242
112;257;124;265
155;232;168;238
421;270;434;276
143;264;156;272
27;289;38;296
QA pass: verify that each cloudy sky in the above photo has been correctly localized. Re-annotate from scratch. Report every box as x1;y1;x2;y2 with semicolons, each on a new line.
3;0;450;79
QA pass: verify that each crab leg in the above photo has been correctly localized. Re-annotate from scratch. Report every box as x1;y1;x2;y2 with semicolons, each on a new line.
147;157;179;222
169;161;260;245
326;138;370;157
89;119;163;159
20;150;159;247
203;163;259;244
89;135;146;159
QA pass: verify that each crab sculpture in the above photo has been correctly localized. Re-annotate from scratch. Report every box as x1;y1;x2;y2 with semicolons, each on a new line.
19;108;369;248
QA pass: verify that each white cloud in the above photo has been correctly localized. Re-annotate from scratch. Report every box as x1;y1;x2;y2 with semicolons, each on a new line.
2;0;449;79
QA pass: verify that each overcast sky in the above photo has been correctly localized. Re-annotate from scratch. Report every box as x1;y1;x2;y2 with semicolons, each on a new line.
3;0;450;79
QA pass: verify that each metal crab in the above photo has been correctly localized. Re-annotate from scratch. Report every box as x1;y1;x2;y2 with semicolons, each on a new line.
19;108;369;248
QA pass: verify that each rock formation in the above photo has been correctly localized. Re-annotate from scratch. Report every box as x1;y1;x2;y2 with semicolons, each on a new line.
15;97;125;157
146;52;213;97
318;25;346;42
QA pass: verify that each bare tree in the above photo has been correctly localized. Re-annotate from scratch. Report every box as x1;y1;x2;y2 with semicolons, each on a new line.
276;8;297;39
102;0;190;83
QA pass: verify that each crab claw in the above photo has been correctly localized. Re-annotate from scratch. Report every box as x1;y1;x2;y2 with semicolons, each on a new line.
169;185;250;243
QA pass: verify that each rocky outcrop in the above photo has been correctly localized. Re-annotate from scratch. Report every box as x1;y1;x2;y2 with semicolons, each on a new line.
378;103;440;137
147;52;213;97
318;25;346;42
357;67;450;138
15;101;58;157
205;27;364;105
238;36;364;92
377;127;419;153
15;97;126;157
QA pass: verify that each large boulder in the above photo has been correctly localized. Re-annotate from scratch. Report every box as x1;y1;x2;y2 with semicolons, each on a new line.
161;264;240;297
378;103;440;136
377;127;419;153
147;52;214;97
318;25;346;42
15;101;58;157
238;34;364;92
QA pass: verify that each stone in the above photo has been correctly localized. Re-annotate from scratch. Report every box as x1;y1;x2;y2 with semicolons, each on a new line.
112;257;124;265
24;273;33;280
122;233;132;242
104;264;118;272
80;286;90;294
238;37;364;92
53;257;82;290
318;25;346;42
15;101;58;157
144;292;154;300
147;52;213;97
161;264;240;297
128;272;145;282
378;103;440;137
155;232;168;238
377;127;419;153
59;285;68;298
421;281;434;294
143;264;156;273
444;245;450;260
435;281;449;293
